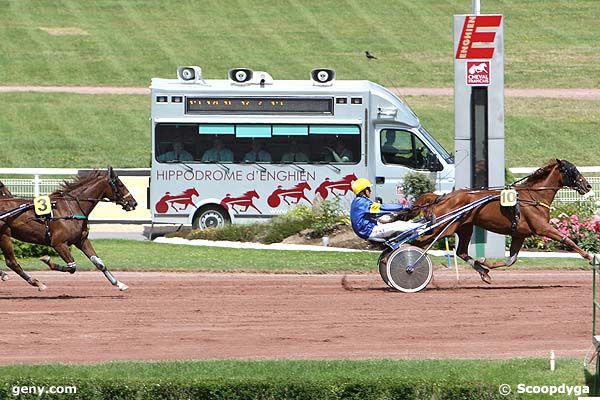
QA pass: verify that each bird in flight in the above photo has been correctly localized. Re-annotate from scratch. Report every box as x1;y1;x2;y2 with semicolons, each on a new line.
365;51;378;60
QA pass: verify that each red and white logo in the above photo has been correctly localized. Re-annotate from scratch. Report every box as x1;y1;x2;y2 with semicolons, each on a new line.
455;15;502;60
466;61;490;85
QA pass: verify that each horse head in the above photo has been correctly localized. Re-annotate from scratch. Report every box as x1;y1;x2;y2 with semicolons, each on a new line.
185;188;200;198
556;159;592;195
244;190;259;199
106;167;138;211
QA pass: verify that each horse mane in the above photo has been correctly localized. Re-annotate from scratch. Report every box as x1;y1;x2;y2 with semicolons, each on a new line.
52;169;106;196
520;159;559;186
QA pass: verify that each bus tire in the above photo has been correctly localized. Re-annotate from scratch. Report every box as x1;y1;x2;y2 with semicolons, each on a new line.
192;205;230;230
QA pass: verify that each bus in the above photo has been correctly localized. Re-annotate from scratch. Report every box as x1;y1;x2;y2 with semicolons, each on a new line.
149;66;454;229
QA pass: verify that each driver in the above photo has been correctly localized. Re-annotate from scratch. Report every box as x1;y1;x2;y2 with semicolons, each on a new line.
350;178;422;240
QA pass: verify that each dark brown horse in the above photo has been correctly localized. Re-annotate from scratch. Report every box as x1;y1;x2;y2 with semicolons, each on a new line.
0;180;12;197
410;159;593;283
0;167;137;290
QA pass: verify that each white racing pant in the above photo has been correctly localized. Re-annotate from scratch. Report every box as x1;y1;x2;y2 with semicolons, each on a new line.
368;220;423;240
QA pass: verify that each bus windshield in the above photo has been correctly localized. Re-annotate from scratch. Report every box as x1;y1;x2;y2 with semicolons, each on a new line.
154;123;361;164
418;126;453;163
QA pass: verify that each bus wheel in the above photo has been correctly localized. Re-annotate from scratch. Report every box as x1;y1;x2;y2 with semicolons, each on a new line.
192;206;230;230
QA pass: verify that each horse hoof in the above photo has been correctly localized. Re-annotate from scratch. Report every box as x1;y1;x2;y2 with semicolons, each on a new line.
116;281;129;291
479;272;492;285
0;273;8;281
32;280;47;291
39;255;51;265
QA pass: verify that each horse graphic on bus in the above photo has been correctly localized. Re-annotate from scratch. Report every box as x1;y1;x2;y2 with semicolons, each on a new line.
155;188;199;213
315;173;357;200
267;182;312;208
220;190;262;214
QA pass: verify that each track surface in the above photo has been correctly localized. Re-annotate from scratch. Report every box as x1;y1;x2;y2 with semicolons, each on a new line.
0;270;592;364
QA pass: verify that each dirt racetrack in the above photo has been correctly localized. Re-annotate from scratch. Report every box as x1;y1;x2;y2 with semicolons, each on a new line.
0;269;593;364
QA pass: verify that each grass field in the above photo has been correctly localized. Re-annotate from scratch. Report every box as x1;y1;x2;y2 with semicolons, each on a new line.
0;93;598;168
0;0;598;88
6;239;591;272
0;358;586;387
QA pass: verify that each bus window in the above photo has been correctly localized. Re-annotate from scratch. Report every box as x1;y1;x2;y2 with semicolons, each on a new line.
154;123;360;164
155;124;198;163
309;125;360;164
380;129;434;169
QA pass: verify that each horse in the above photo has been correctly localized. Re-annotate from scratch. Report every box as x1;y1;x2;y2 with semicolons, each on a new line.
267;182;312;207
0;167;137;291
220;190;261;214
408;159;593;283
155;187;199;213
0;180;12;197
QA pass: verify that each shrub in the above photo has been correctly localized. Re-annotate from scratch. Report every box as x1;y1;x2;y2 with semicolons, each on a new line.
0;239;58;259
185;200;347;243
521;211;600;252
402;172;435;201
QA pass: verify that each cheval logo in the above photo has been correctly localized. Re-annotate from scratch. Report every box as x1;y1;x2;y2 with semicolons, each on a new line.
466;61;490;85
155;188;199;213
455;15;502;60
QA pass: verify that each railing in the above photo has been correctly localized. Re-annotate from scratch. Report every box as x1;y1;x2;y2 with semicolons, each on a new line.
0;168;151;222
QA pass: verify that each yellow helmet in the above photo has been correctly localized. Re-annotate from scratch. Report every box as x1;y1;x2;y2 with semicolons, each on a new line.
351;178;372;195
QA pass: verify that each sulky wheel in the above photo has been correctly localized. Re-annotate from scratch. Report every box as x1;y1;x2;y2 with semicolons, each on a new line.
385;246;432;293
377;248;393;288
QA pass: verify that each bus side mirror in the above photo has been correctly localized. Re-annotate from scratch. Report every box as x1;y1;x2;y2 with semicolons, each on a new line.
427;155;444;172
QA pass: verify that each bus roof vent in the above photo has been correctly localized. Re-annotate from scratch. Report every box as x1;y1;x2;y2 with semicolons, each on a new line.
228;68;274;87
310;68;336;86
177;66;207;84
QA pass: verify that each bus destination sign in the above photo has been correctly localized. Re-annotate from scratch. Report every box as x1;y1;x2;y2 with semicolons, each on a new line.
186;97;333;114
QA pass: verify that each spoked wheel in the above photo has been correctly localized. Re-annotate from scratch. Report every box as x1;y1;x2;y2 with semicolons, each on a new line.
385;246;432;293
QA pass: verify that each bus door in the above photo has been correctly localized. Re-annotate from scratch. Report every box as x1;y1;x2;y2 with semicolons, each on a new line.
373;127;440;204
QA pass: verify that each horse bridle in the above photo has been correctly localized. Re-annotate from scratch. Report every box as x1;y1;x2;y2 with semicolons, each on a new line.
107;172;132;206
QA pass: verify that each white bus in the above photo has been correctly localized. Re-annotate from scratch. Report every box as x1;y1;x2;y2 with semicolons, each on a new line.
149;66;454;229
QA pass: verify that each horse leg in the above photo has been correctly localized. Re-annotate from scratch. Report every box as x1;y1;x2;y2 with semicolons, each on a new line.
455;226;492;284
534;224;593;261
0;269;8;281
0;235;46;290
39;243;77;274
75;239;128;291
483;236;524;270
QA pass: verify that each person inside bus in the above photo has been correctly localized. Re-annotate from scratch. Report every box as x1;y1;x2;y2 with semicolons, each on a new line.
281;140;309;163
324;140;353;163
201;137;234;162
243;140;272;163
350;178;422;241
157;141;194;162
381;130;400;162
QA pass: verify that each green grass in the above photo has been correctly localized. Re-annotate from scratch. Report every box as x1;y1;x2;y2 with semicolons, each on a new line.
0;358;590;399
5;239;591;273
0;0;598;88
0;93;598;168
0;358;587;386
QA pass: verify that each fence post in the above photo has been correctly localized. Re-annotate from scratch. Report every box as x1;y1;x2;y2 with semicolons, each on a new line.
33;174;41;197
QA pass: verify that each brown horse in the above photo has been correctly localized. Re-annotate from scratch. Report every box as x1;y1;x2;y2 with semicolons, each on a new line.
410;159;593;283
0;181;11;197
0;167;137;290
